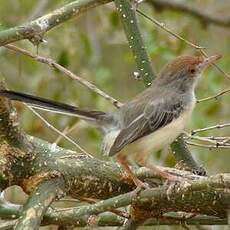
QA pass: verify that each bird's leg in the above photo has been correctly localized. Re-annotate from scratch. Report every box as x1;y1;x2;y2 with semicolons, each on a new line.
135;156;184;199
136;156;181;182
117;155;149;189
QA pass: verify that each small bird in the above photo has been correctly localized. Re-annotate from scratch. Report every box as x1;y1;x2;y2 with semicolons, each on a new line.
0;54;221;187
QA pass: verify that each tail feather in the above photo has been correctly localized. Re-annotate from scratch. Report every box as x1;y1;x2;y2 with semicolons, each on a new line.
0;90;106;121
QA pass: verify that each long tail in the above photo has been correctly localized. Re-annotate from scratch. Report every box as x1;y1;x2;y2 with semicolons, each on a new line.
0;90;107;122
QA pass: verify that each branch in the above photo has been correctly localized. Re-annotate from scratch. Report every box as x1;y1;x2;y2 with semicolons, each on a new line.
171;135;206;175
3;174;221;228
136;9;230;81
27;106;92;157
136;9;203;49
0;0;110;46
185;141;230;149
5;44;122;108
0;86;230;227
38;173;230;224
197;88;230;103
147;0;230;28
0;203;227;227
186;134;230;144
0;1;229;226
15;177;65;230
114;0;156;86
0;79;33;190
192;123;230;135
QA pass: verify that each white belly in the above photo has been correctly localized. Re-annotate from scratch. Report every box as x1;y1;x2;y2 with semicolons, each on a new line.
117;105;194;159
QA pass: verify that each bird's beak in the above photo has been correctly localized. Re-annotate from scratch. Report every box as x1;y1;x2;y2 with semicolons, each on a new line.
201;54;222;68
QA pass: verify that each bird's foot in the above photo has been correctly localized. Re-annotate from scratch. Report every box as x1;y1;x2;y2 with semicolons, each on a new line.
165;176;191;200
165;179;180;200
161;171;183;200
131;180;150;204
133;177;150;190
142;163;185;199
117;155;149;190
144;163;182;182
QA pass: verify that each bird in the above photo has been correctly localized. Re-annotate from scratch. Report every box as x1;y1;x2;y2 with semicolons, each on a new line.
0;54;221;187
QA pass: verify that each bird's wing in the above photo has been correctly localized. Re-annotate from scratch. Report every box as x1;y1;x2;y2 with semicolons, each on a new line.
108;98;184;156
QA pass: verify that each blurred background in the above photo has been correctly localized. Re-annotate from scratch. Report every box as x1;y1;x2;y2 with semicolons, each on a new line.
0;0;229;229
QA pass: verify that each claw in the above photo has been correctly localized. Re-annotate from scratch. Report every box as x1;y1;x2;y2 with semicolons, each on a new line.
166;180;180;200
133;177;150;190
131;181;150;204
117;155;150;190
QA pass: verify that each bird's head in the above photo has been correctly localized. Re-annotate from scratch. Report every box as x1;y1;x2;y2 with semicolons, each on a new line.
157;54;221;92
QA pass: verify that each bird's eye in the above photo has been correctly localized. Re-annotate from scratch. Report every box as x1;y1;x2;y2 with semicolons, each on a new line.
190;69;195;74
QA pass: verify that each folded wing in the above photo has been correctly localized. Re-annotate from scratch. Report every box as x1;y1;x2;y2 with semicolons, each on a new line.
108;98;184;156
